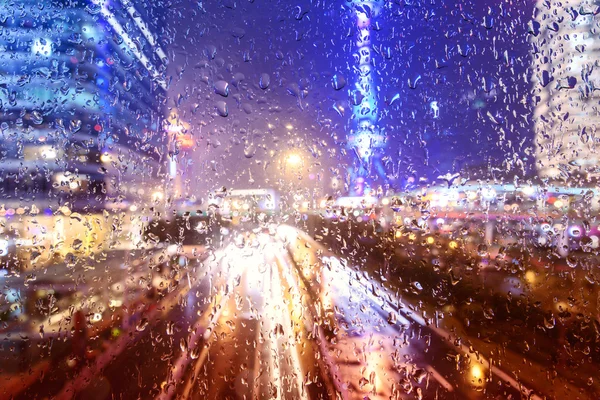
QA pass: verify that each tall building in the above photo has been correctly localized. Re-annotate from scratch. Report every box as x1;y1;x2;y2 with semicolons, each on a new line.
347;0;387;195
531;0;600;182
0;0;168;213
0;0;168;265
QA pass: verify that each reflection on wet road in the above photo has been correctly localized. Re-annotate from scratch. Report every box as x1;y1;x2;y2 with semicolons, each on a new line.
279;226;537;400
11;226;551;399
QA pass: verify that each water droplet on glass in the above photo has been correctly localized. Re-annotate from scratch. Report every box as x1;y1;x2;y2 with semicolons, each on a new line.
331;73;346;90
214;80;229;97
190;346;201;359
413;368;427;384
477;244;489;257
166;321;174;335
408;75;421;89
544;314;556;329
215;101;228;117
231;72;245;87
566;256;578;268
31;110;43;125
350;90;364;106
259;73;270;89
136;318;149;332
244;142;256;158
387;311;397;324
332;101;346;117
242;103;253;114
287;83;300;97
539;70;552;87
69;119;82;133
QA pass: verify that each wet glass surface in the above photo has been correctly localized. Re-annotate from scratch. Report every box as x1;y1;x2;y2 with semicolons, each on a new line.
1;0;599;399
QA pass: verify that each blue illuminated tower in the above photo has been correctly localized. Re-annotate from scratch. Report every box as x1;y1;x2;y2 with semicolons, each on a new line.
347;0;386;195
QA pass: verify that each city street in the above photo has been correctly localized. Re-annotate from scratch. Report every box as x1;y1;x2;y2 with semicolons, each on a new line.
4;224;582;399
2;0;600;398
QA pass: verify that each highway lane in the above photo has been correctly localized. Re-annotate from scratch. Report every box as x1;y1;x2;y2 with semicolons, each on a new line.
305;216;600;397
14;237;331;399
278;225;536;400
5;227;589;399
165;236;332;399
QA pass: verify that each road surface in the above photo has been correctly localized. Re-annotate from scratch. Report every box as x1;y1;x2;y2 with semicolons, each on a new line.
3;227;559;399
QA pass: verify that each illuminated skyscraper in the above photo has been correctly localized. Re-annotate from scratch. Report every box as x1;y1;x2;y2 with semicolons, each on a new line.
531;0;600;181
347;0;387;194
0;0;168;212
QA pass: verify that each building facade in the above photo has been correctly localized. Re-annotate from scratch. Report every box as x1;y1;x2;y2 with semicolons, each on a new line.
0;0;168;213
531;0;600;182
0;0;168;266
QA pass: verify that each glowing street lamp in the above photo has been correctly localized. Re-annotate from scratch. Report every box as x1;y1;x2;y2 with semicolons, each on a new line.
286;153;302;166
151;191;164;202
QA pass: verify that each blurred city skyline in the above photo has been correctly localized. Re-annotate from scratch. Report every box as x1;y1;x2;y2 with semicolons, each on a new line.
164;0;536;198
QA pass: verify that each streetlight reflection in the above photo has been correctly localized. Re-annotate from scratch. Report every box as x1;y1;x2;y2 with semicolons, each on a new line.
286;153;302;166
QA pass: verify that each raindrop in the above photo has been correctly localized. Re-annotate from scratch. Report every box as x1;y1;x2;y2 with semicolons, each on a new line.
543;314;556;329
242;103;253;114
31;110;43;125
557;76;577;89
215;101;228;117
287;83;300;97
413;368;427;384
350;90;364;106
539;70;552;87
331;73;346;90
332;101;346;117
583;220;591;231
231;27;245;38
387;311;397;324
528;20;540;36
566;256;578;268
358;377;369;389
477;244;488;257
244;142;256;158
136;318;149;332
294;5;309;20
483;308;495;319
571;228;581;237
259;73;270;89
69;119;82;133
190;346;201;359
205;45;217;59
408;75;421;89
231;72;245;87
482;15;493;29
214;80;229;97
